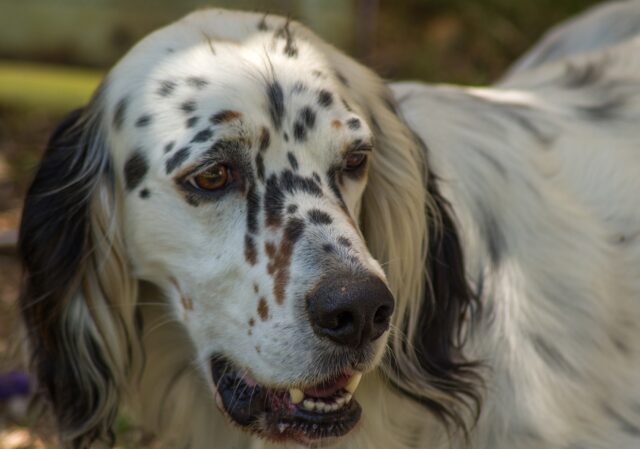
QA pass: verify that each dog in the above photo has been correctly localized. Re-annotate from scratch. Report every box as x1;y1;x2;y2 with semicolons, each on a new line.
18;2;640;448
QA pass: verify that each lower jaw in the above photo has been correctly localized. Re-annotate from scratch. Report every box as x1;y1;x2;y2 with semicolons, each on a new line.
211;358;362;444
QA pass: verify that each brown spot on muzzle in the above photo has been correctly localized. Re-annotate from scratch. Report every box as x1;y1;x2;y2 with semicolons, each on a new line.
258;297;269;320
265;218;305;304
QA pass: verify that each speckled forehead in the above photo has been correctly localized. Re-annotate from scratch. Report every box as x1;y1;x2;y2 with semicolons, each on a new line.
104;26;373;171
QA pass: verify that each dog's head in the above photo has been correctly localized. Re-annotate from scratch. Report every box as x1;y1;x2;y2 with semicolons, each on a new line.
19;10;480;448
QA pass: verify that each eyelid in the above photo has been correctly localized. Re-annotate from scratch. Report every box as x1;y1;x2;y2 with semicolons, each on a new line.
175;157;225;183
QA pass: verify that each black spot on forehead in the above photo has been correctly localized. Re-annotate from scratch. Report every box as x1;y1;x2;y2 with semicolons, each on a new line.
186;116;200;128
308;209;332;225
346;118;361;130
259;127;271;152
181;100;197;114
157;80;177;97
139;188;150;199
164;141;176;154
312;172;322;184
165;147;191;174
318;90;333;108
287;204;298;214
191;128;214;143
301;107;316;128
287;152;299;171
322;243;334;253
186;76;209;89
284;132;289;142
293;107;316;143
280;170;322;196
263;171;322;230
247;185;261;235
284;217;305;243
293;121;306;142
124;150;149;191
113;96;128;130
337;236;352;247
267;82;285;130
135;114;152;127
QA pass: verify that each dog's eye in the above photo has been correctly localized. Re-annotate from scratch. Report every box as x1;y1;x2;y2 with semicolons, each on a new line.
343;153;368;171
191;164;231;191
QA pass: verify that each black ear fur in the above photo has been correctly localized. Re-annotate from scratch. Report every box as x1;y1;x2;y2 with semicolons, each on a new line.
419;167;482;425
388;134;482;436
19;107;117;448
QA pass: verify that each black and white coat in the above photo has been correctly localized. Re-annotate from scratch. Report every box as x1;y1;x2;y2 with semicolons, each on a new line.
18;2;640;449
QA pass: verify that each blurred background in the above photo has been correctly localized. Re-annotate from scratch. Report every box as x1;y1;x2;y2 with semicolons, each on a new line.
0;0;603;447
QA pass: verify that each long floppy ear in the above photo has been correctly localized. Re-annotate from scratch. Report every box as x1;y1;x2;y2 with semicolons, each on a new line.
19;93;138;448
358;87;482;437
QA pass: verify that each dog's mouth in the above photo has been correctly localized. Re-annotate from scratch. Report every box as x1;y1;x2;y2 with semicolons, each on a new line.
210;357;363;445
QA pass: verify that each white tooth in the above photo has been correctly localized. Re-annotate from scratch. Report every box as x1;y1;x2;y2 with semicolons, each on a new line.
344;372;363;394
321;403;332;413
278;423;288;433
345;393;353;403
289;388;304;404
303;399;316;411
215;392;224;409
335;397;346;407
329;403;339;411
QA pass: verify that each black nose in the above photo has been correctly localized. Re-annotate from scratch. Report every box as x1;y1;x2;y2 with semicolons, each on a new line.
306;274;395;348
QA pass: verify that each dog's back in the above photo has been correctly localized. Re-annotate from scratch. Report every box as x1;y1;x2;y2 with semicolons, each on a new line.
393;3;640;447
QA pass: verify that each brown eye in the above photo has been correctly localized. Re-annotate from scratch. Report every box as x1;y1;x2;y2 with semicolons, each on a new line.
192;164;230;190
344;153;367;171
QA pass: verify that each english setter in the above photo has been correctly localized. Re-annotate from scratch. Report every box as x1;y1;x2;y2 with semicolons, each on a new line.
18;2;640;449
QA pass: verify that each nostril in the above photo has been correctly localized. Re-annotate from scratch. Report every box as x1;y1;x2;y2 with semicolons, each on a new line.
373;305;392;325
334;311;353;330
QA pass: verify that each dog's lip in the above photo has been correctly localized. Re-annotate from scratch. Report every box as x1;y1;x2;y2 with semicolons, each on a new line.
209;356;363;443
